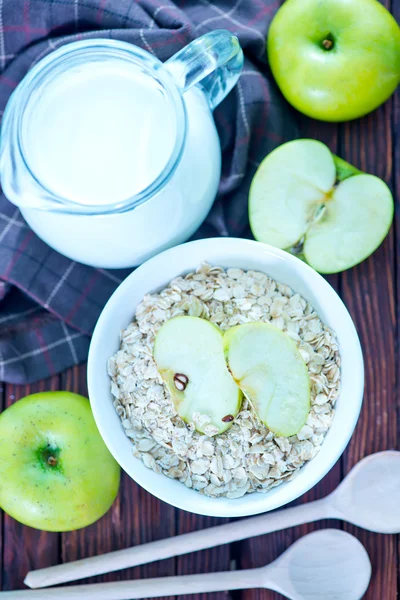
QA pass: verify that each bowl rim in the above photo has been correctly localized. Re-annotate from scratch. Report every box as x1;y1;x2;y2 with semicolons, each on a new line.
88;237;364;517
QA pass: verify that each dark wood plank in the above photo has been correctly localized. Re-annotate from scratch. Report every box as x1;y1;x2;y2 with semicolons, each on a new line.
60;364;121;583
177;514;231;600
239;119;341;600
118;476;176;589
60;363;176;598
2;376;61;591
394;0;400;593
59;364;117;579
339;94;397;600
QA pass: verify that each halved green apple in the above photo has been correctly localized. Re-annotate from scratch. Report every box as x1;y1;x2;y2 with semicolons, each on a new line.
223;322;310;437
154;316;242;435
249;139;394;273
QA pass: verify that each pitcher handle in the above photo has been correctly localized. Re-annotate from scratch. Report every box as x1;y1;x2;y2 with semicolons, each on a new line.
165;30;244;110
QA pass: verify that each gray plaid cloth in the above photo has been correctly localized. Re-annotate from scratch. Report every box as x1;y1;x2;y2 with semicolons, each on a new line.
0;0;297;383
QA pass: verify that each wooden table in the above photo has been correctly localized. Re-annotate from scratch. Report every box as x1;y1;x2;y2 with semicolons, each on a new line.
1;36;399;600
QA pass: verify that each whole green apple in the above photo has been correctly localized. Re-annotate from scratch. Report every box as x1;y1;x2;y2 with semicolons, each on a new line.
267;0;400;121
0;392;120;531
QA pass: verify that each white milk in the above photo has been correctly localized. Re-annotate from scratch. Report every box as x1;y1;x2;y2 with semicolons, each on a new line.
19;83;221;267
22;61;177;206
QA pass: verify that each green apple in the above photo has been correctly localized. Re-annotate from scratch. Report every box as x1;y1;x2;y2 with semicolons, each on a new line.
154;316;242;435
223;322;310;437
267;0;400;121
0;392;120;531
249;139;394;273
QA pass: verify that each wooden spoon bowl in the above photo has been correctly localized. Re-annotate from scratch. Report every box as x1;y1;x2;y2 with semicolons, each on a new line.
262;529;371;600
330;450;400;533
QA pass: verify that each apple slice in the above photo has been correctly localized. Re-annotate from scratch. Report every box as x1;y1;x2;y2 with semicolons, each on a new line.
249;139;394;273
223;322;310;437
154;316;242;435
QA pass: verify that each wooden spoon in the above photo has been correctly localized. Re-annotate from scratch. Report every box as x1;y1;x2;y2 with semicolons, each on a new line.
1;530;371;600
25;450;398;589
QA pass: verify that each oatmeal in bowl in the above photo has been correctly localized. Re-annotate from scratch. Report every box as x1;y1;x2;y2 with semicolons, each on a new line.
88;238;363;517
108;264;340;499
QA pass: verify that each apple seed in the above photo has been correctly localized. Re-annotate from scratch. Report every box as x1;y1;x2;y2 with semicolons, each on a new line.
222;414;234;423
173;373;189;391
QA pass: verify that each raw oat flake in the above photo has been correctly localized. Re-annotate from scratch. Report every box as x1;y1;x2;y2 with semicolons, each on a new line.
108;264;340;499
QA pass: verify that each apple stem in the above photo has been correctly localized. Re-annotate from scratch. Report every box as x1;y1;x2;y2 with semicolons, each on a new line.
322;38;333;50
37;444;62;472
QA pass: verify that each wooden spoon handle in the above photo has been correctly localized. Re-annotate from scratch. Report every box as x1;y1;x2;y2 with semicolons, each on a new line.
25;498;329;589
3;569;261;599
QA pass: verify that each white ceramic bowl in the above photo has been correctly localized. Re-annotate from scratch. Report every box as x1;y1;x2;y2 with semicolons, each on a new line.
88;238;364;517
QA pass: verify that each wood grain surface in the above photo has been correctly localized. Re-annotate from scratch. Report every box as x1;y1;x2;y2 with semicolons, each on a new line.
1;11;399;598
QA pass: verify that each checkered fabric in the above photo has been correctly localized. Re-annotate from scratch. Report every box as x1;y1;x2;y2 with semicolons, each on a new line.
0;0;297;383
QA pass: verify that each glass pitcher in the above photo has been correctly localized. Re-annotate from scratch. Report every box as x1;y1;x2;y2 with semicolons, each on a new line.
0;31;243;268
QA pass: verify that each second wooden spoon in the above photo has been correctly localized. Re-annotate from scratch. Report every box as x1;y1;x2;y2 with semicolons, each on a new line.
4;530;372;600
